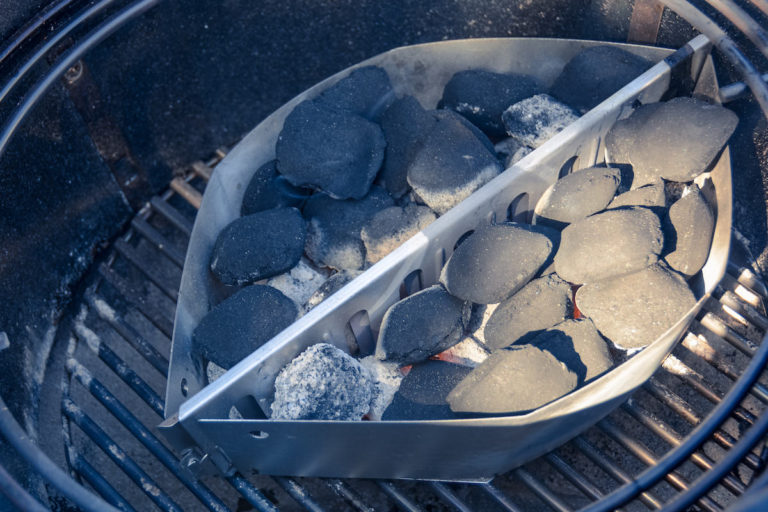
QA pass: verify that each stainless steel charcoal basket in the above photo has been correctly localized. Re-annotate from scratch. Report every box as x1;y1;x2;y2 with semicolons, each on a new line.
162;35;733;482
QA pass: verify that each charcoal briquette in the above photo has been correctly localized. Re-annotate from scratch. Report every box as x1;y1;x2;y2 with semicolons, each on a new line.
315;66;395;121
210;207;306;286
375;285;470;365
361;203;437;265
502;94;580;148
240;160;310;216
192;285;297;369
276;100;386;200
663;184;715;277
554;207;663;284
382;361;472;420
483;274;573;350
533;166;621;229
608;180;666;213
440;223;555;304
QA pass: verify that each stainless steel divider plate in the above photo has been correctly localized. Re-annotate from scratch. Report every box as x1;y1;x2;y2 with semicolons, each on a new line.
163;35;731;481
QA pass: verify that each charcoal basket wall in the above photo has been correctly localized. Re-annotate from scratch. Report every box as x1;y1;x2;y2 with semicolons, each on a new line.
1;0;768;511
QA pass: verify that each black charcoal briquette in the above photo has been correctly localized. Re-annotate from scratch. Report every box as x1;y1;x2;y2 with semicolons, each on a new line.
530;319;614;384
378;96;437;198
440;224;555;304
550;46;652;113
240;160;310;216
361;204;436;265
192;285;297;369
576;264;697;350
484;274;573;350
303;187;394;270
605;98;738;188
439;69;541;138
447;345;578;414
406;112;502;214
663;185;715;277
276;100;386;200
533;167;621;229
608;181;666;212
554;207;663;284
382;361;472;420
375;285;470;365
315;66;395;121
210;207;306;286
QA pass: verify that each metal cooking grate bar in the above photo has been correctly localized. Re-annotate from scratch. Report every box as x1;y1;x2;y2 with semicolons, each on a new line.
84;292;170;377
479;482;523;512
71;454;136;512
596;418;724;511
62;397;184;511
72;324;165;416
572;436;663;509
130;216;186;268
375;481;423;512
97;262;176;338
544;453;605;502
272;477;325;512
326;479;374;512
622;401;750;490
66;358;229;512
429;482;473;512
68;310;285;512
149;196;194;235
114;238;179;301
514;468;572;512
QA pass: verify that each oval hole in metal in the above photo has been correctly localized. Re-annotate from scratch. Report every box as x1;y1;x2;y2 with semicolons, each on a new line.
454;230;474;251
180;378;189;397
249;430;269;440
507;193;530;223
399;269;423;299
558;155;578;179
348;310;375;356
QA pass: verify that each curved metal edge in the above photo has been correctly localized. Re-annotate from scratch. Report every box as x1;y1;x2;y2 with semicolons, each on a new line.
0;394;120;512
660;0;768;117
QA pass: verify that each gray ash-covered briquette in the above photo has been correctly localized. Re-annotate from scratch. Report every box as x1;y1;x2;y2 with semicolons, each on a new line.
303;186;394;271
210;207;306;286
406;110;502;214
440;223;555;304
549;46;652;113
533;166;621;229
502;93;580;148
483;274;573;350
382;361;472;420
554;207;663;284
360;203;437;265
576;264;697;350
275;100;386;200
608;180;666;212
494;137;533;168
663;184;715;277
301;269;362;315
447;345;578;414
315;65;395;122
192;285;297;369
605;97;738;189
271;343;375;421
375;285;470;366
438;69;541;138
240;160;310;216
530;319;614;384
378;96;437;198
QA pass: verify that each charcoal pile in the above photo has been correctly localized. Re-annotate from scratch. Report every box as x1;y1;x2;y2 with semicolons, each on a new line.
191;47;737;421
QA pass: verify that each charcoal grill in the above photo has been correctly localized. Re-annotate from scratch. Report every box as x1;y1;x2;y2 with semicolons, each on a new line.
2;0;768;511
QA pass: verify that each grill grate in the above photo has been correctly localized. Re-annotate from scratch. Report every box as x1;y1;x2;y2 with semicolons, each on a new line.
53;149;768;511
